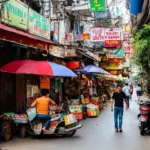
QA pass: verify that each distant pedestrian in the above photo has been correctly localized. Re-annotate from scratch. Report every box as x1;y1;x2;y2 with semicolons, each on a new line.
130;83;133;99
136;84;142;102
111;85;128;132
123;83;130;108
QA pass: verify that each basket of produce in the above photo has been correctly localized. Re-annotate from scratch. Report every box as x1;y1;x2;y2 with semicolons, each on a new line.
3;112;15;120
12;114;28;124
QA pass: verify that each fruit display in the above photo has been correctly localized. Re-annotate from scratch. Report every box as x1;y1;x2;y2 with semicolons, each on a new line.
12;114;28;124
12;114;28;119
3;112;15;120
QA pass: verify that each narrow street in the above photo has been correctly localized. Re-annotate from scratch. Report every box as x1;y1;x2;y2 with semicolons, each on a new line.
1;90;150;150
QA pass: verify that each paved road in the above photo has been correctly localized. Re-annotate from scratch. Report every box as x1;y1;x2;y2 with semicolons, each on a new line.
1;90;150;150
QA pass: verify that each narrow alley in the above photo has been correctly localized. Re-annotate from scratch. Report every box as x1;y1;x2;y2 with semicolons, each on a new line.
1;90;150;150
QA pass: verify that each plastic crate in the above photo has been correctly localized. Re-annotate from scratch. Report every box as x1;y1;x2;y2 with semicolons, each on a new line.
12;118;28;124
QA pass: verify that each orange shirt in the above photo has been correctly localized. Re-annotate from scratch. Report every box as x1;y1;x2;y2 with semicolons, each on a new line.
34;97;53;114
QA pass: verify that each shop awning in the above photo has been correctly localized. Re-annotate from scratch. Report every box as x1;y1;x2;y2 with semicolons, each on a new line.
0;23;54;44
77;48;100;62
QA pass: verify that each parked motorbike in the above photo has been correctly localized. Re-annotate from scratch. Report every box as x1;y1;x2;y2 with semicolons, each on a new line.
138;98;150;135
24;106;82;138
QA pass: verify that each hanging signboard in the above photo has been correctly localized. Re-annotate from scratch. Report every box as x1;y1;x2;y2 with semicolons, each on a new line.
50;45;66;58
1;0;28;30
123;41;130;54
29;9;50;39
90;0;105;12
40;76;50;89
90;28;105;42
104;40;121;47
90;28;123;42
106;49;125;59
67;48;77;57
105;28;123;41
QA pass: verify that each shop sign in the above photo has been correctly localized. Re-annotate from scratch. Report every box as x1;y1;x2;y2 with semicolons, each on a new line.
106;49;125;59
83;33;90;40
50;45;66;57
40;76;50;89
123;41;130;54
86;51;100;61
101;63;122;70
67;48;77;57
105;28;123;41
29;9;50;39
90;0;105;12
90;28;123;42
1;0;28;30
104;40;120;47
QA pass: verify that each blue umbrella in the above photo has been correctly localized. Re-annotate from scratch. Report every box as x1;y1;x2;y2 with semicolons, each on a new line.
48;62;77;77
84;65;110;75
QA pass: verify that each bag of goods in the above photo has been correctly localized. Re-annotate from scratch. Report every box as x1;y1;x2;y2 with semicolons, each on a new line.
86;103;99;117
26;108;36;121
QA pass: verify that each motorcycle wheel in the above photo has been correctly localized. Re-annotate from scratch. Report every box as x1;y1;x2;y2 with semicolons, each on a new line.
140;122;145;136
19;125;26;138
65;130;76;137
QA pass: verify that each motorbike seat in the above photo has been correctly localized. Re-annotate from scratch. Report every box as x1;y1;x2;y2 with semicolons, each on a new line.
51;116;60;122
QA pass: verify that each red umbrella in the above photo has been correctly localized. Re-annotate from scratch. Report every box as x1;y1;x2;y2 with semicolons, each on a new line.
0;60;77;77
0;60;53;76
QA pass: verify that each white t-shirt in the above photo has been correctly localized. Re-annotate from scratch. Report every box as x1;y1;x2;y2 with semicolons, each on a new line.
136;86;142;92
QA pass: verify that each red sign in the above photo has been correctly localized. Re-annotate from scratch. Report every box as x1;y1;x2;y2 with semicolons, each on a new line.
104;40;120;47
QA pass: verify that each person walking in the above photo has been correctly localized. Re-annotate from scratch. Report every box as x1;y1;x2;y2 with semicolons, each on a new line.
111;85;128;132
130;83;133;99
136;84;142;102
123;83;130;108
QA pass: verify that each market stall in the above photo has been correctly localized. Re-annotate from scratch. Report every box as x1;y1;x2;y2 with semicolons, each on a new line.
0;60;77;142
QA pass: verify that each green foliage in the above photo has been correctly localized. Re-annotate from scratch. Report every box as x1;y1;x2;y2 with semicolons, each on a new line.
133;25;150;75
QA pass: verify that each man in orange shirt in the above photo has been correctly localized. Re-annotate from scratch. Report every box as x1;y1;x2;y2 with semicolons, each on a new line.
31;89;55;132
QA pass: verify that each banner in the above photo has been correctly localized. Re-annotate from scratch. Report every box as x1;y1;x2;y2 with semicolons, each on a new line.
29;9;50;39
90;28;123;42
90;0;105;12
1;0;28;30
